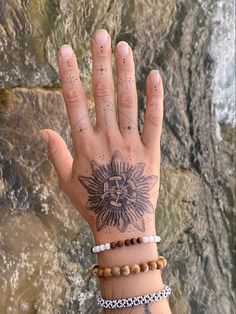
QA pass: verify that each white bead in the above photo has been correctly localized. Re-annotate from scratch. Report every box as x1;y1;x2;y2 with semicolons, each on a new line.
100;244;106;251
95;246;100;253
143;236;149;243
149;236;155;242
155;236;161;243
105;243;111;250
92;247;97;253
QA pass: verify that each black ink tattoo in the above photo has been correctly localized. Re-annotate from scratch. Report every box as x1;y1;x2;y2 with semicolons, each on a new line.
97;64;107;75
71;113;89;134
119;74;135;89
65;74;78;88
118;110;138;134
144;304;152;314
78;151;157;232
96;96;114;113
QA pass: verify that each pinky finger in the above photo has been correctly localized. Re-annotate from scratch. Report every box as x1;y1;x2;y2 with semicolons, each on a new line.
141;70;164;149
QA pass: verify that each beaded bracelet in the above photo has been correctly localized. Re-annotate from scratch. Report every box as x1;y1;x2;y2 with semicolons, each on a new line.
91;235;161;254
98;285;171;309
91;256;167;278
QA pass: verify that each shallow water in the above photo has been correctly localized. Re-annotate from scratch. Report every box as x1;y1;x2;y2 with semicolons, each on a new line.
0;0;235;313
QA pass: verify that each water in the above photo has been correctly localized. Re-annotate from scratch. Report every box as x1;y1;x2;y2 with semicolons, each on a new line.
209;0;236;136
0;1;235;313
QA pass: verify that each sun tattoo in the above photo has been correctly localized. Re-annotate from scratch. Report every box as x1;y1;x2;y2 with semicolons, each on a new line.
78;151;158;232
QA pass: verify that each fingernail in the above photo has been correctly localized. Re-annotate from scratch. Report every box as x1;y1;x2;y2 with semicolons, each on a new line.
40;130;49;144
94;29;108;45
60;45;73;60
117;41;130;58
150;70;160;85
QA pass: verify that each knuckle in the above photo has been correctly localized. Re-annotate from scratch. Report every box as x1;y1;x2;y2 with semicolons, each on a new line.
104;130;114;146
95;82;111;98
64;89;81;106
146;113;163;127
125;145;133;155
119;93;136;109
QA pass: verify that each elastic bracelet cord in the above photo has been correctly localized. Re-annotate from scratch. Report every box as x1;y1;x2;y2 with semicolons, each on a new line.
98;285;171;309
91;235;161;254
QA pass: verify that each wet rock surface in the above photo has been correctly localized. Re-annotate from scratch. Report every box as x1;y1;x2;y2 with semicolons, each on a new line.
0;1;235;313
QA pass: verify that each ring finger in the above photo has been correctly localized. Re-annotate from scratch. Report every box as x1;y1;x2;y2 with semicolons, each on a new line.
115;41;139;138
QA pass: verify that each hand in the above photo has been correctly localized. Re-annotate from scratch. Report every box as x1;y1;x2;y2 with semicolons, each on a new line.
40;29;164;243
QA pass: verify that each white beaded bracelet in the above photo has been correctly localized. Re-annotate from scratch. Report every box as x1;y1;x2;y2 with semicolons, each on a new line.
91;235;161;254
98;285;171;309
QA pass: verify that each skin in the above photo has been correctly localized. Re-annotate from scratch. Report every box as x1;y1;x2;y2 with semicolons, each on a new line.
40;29;172;314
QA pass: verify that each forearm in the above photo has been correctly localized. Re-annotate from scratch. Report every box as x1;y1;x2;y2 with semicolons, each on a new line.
94;229;172;314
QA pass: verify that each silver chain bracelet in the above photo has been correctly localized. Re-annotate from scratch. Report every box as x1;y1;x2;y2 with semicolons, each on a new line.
97;285;171;309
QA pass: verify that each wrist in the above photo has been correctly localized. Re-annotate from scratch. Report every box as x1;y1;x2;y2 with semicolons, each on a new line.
92;216;157;243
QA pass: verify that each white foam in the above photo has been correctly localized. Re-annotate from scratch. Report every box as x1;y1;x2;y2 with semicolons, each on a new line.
209;0;236;133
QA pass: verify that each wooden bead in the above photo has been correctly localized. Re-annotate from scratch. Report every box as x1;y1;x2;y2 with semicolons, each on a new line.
140;263;149;272
148;261;157;271
111;267;121;277
159;256;168;268
110;242;116;249
117;241;124;247
130;264;140;274
120;265;131;276
124;239;131;246
91;266;99;277
130;238;137;245
156;259;164;270
137;237;143;244
103;268;112;278
97;268;104;278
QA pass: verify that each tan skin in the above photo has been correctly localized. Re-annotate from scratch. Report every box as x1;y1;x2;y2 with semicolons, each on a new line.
40;29;171;314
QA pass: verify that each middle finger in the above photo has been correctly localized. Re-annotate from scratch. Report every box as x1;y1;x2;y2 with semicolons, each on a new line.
92;29;118;132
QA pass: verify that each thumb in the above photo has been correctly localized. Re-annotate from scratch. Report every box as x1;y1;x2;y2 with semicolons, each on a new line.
40;129;73;186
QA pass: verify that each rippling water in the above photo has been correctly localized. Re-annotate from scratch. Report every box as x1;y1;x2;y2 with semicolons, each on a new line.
0;1;235;313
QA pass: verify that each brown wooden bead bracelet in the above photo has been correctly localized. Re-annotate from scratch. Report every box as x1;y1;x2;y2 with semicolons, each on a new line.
91;235;161;254
91;256;167;279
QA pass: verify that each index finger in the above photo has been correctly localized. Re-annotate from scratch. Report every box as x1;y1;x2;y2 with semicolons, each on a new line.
58;45;93;147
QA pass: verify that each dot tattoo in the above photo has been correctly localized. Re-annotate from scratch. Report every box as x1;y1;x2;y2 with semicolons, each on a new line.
119;74;135;90
124;124;136;134
71;113;89;134
119;110;138;134
65;74;79;88
78;151;158;232
97;64;107;75
96;96;114;114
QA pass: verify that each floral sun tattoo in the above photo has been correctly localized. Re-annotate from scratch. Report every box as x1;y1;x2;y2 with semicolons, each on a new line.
78;150;158;232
